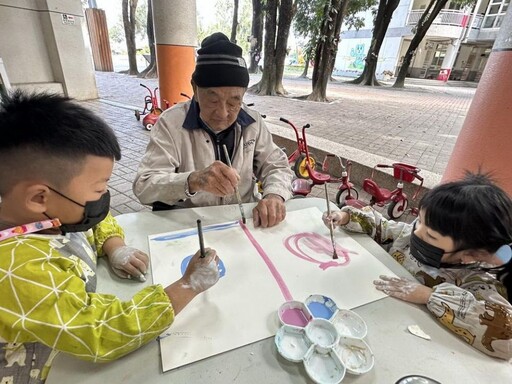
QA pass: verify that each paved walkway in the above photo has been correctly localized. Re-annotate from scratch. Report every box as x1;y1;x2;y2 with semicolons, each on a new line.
87;72;475;216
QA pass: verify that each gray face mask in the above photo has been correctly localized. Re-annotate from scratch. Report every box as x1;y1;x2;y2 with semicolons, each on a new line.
45;187;110;234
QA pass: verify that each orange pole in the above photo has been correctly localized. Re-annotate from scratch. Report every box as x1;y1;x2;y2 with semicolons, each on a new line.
442;8;512;195
152;0;196;106
156;45;195;106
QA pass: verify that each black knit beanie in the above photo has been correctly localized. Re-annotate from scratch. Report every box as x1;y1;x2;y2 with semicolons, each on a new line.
192;32;249;88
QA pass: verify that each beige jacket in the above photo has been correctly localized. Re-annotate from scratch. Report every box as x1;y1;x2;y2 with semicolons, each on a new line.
133;100;293;207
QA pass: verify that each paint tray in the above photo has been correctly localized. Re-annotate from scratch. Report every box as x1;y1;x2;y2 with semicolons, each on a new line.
274;294;373;383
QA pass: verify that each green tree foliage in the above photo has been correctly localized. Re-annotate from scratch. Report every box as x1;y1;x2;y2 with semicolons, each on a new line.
109;0;148;53
293;0;374;100
294;0;325;67
294;0;373;70
198;0;252;54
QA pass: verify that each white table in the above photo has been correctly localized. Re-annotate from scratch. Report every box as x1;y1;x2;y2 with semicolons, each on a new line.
47;198;511;384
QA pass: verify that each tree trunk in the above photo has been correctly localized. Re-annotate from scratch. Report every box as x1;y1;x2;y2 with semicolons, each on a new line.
231;0;240;43
139;0;157;78
307;0;348;102
299;56;309;78
393;0;448;88
248;0;264;73
249;0;296;96
351;0;400;86
122;0;139;75
274;0;295;92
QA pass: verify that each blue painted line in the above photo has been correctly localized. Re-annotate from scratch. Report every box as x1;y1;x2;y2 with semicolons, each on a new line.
150;221;239;241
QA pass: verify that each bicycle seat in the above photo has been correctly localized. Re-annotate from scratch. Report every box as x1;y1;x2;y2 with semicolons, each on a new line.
309;169;331;182
363;179;392;201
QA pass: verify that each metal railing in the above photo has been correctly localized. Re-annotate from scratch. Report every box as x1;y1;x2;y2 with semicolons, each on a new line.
407;9;483;29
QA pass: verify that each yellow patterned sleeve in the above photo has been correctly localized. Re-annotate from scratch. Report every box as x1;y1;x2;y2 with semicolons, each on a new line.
92;212;125;256
0;237;175;362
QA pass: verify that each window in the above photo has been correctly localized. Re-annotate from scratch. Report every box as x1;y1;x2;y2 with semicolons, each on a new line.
482;0;510;29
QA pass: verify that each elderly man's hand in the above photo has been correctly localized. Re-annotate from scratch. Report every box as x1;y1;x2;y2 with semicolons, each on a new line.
188;161;240;196
253;194;286;228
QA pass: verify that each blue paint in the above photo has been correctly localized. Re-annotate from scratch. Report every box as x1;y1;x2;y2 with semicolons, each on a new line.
180;255;226;278
151;221;239;242
307;301;334;320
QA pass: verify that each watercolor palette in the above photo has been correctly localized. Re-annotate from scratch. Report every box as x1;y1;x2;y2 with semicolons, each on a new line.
275;295;374;384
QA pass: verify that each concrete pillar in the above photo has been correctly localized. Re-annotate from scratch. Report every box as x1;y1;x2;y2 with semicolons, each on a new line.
40;0;98;99
437;39;460;81
442;7;512;195
152;0;197;106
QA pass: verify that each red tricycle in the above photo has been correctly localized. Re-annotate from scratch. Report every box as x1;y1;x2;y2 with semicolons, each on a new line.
134;83;169;131
345;163;424;219
279;118;359;202
280;117;318;179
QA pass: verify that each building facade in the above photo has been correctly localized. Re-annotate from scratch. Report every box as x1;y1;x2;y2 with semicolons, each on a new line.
333;0;509;82
0;0;97;100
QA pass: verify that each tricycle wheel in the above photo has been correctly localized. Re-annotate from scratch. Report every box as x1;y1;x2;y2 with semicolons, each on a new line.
144;123;153;131
388;199;408;219
293;154;316;179
336;188;359;208
135;110;141;121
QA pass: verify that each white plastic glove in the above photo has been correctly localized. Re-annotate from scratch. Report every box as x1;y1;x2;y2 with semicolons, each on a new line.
109;246;149;282
373;275;433;304
182;248;220;293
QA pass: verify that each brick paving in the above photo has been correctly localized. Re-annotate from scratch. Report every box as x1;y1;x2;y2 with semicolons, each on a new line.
87;72;475;217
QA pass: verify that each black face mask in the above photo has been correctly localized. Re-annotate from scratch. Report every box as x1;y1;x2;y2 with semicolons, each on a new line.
45;187;110;233
410;230;446;268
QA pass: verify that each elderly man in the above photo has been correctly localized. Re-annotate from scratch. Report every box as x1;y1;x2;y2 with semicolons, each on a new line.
133;32;293;228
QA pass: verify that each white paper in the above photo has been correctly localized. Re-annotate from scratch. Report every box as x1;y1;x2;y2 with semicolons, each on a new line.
149;207;396;372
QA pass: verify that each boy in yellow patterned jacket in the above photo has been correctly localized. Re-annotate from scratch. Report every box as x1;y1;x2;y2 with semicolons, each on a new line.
0;91;220;383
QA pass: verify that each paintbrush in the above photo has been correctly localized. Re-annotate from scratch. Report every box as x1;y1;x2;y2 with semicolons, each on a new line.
197;219;206;258
222;144;247;224
324;183;338;259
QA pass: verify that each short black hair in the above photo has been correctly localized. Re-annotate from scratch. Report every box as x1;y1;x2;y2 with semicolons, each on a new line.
419;172;512;254
0;90;121;195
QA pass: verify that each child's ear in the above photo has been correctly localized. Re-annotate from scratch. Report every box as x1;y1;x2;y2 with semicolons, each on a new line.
25;184;51;214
